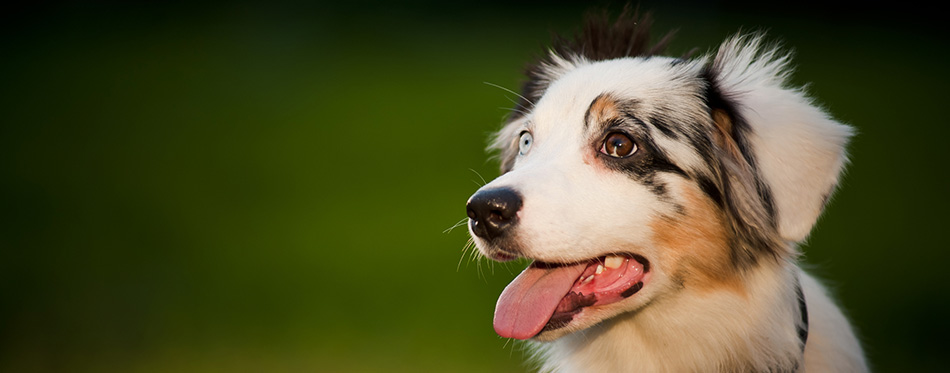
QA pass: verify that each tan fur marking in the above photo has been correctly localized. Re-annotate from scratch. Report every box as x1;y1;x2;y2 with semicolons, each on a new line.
587;94;623;125
652;184;746;295
712;108;745;161
712;108;732;133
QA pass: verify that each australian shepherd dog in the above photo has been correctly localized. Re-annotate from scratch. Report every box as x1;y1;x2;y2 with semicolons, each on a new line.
465;8;868;372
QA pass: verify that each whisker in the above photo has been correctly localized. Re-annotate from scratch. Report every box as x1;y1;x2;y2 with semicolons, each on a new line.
498;106;530;117
469;168;488;187
476;255;485;280
443;217;469;234
457;249;467;273
457;237;477;272
484;81;534;109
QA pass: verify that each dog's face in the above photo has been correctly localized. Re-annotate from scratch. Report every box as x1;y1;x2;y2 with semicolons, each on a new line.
468;56;726;341
466;35;852;341
476;58;700;261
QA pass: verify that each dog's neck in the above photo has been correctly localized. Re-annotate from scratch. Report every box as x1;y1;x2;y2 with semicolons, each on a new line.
529;260;806;373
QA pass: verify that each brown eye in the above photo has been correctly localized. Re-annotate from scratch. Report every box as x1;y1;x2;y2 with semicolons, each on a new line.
601;132;637;158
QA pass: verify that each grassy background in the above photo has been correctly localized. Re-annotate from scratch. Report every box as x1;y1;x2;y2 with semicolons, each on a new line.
1;1;947;372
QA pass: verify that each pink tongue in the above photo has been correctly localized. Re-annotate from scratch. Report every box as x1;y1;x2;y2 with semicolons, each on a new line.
493;262;588;339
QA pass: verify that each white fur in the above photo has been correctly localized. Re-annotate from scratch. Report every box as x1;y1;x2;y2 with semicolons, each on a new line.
469;35;867;372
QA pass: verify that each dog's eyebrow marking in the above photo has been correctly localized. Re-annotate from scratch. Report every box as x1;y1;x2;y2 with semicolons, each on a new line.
584;94;608;130
585;93;635;131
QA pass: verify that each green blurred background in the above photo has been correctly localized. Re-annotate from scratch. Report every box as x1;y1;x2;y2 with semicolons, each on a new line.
2;1;947;372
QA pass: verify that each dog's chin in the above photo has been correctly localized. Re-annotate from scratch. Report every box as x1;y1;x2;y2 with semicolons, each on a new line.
490;252;652;341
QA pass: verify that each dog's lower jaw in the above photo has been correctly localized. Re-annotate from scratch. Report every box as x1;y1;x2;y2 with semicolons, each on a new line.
527;261;867;373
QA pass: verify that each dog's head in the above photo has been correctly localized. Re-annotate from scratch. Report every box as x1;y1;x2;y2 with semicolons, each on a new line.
466;11;852;341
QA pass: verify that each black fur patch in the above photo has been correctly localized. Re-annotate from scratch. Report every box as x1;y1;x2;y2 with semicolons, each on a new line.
682;124;717;163
649;113;680;139
795;277;810;348
512;6;675;121
697;174;724;208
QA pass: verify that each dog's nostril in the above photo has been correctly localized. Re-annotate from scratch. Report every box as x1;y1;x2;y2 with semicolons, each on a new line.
467;187;523;241
489;210;505;221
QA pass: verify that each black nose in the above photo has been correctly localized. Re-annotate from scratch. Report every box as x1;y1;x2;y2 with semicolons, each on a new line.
466;188;523;241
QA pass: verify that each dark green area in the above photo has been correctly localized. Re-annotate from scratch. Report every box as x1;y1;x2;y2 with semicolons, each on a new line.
2;1;947;372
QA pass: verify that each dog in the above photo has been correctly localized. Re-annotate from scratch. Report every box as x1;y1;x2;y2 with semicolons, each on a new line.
465;9;868;372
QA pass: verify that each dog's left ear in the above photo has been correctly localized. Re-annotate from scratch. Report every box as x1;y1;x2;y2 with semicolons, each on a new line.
707;35;853;243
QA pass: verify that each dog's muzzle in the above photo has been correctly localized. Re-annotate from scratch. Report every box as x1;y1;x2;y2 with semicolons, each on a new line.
466;187;523;241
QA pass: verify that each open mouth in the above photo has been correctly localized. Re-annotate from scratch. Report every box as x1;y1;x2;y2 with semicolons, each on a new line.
493;253;650;340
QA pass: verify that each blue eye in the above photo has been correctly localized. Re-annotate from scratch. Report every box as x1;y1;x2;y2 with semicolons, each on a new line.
518;131;533;156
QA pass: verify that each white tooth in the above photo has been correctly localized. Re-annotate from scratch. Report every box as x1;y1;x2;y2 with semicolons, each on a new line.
605;256;624;269
595;264;604;274
582;275;594;284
